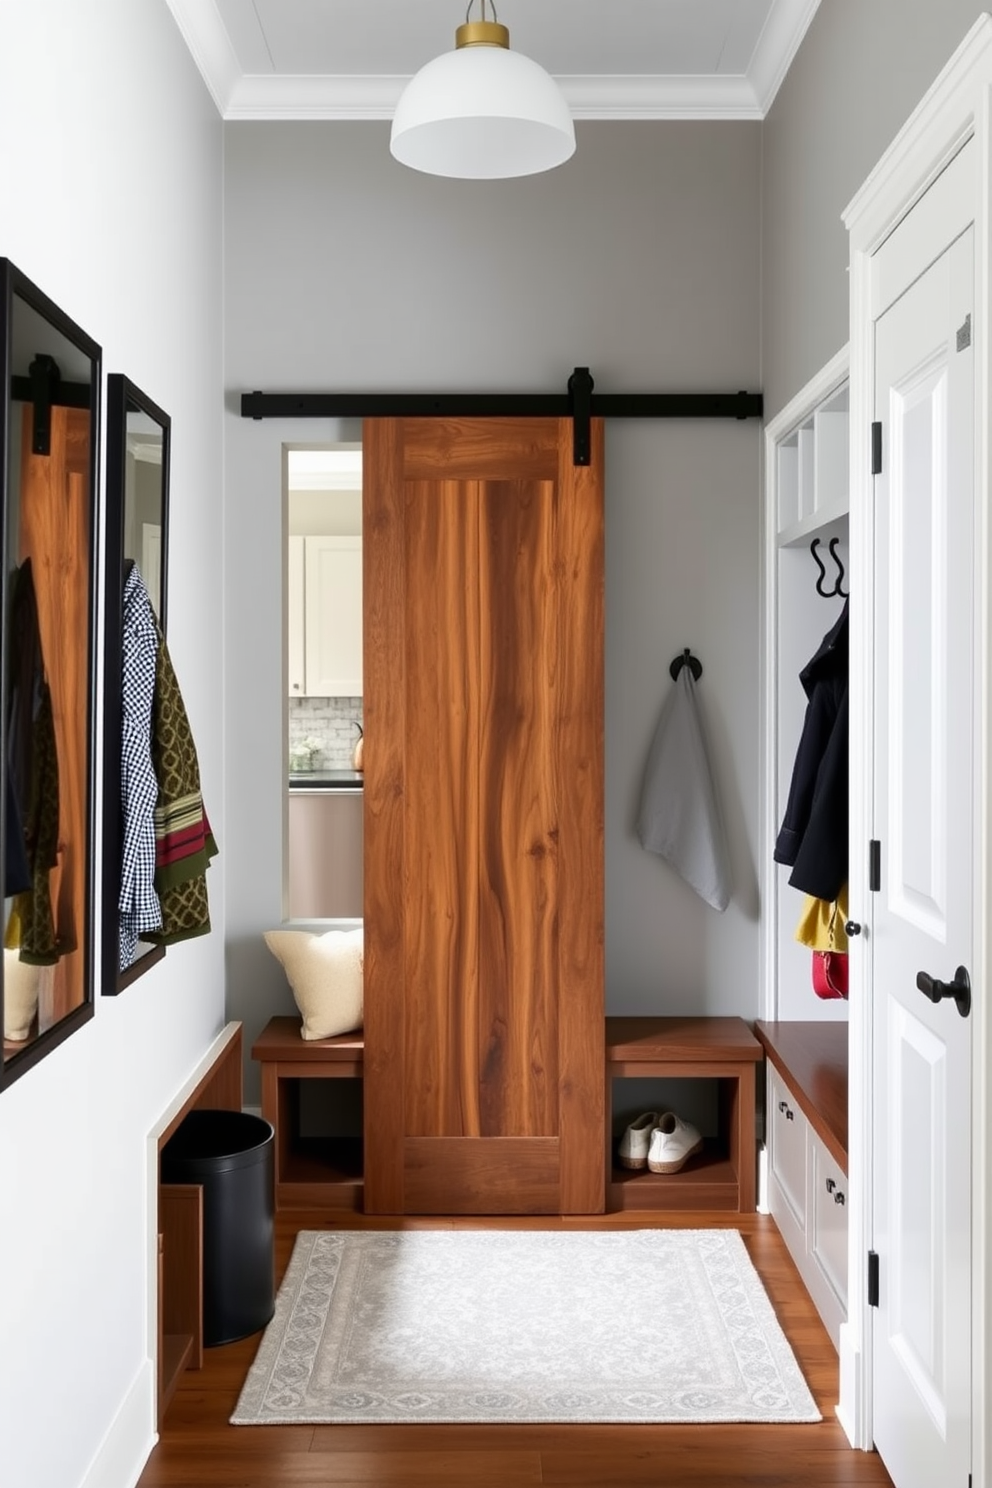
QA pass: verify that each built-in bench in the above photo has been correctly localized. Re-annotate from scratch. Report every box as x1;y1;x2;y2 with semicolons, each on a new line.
754;1019;849;1349
253;1013;763;1214
252;1015;365;1210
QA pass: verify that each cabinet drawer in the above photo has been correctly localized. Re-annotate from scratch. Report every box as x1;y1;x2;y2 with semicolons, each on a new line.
768;1067;806;1229
810;1141;848;1309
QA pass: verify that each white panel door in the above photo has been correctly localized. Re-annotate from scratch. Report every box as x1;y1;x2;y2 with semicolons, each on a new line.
871;165;974;1488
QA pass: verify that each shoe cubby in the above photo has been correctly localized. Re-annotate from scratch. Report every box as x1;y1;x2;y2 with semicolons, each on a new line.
605;1017;762;1213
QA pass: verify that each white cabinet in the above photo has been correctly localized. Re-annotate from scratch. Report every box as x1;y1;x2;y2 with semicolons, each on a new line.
764;348;851;1024
305;536;363;697
287;535;363;698
776;380;849;540
287;535;305;697
766;1063;848;1351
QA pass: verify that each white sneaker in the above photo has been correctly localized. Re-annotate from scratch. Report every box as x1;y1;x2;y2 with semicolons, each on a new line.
647;1112;704;1174
617;1111;660;1170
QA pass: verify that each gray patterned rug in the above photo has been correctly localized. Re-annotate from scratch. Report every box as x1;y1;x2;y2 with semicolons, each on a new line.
231;1228;820;1425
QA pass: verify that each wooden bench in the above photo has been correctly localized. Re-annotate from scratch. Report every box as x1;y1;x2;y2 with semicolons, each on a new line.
253;1013;763;1214
252;1015;365;1210
606;1016;762;1212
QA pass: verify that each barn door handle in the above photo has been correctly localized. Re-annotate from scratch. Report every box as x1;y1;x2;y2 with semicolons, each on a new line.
916;965;971;1019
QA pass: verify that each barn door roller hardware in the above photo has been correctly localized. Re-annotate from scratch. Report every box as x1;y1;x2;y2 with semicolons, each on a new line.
10;354;91;456
240;368;763;467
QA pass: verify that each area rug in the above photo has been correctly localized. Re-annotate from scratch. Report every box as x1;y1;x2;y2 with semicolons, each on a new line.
231;1228;820;1425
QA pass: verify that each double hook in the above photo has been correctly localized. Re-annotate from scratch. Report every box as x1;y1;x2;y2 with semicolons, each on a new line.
810;537;848;599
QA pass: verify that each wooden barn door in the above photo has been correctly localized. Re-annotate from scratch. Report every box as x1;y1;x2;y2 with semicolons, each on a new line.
362;416;604;1215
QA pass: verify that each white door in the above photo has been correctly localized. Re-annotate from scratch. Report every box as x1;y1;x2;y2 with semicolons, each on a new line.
871;148;974;1488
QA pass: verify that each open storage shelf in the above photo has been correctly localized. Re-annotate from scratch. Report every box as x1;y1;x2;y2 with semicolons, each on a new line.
605;1017;762;1213
252;1017;365;1210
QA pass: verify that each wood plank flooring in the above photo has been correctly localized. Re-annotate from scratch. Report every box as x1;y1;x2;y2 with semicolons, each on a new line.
138;1210;894;1488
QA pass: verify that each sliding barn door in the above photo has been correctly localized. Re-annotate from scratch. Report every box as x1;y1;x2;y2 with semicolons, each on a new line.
362;417;604;1215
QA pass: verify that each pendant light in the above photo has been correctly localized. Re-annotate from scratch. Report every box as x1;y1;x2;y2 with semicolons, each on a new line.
390;1;575;180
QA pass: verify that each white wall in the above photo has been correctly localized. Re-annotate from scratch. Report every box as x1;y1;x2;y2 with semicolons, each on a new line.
0;3;224;1486
761;0;986;420
223;120;763;1103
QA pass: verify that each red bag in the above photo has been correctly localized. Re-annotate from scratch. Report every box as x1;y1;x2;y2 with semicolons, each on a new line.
812;950;848;1000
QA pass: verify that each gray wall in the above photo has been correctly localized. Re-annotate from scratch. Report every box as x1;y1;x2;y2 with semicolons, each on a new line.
223;120;762;1102
761;0;986;420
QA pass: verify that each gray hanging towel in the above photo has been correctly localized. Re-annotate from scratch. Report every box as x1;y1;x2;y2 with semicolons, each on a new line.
637;665;732;911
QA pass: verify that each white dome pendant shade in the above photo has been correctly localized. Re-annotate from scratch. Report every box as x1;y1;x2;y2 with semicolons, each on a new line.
390;10;575;179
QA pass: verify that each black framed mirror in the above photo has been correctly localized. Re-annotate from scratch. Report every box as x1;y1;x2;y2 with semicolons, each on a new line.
103;374;171;993
0;260;100;1088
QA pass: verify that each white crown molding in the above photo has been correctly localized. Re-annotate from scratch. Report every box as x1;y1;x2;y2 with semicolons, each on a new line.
163;0;242;116
748;0;822;114
560;75;762;121
166;3;822;122
224;71;763;122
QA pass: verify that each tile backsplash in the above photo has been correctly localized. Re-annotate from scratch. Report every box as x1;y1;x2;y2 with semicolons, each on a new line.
289;696;363;770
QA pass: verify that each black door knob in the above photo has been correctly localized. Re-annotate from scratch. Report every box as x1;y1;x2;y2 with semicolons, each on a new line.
844;920;862;936
916;965;971;1019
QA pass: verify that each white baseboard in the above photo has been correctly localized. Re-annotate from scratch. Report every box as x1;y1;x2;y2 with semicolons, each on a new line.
756;1141;770;1214
79;1358;156;1488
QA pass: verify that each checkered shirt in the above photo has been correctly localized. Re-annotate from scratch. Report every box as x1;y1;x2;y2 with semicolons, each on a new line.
119;563;162;969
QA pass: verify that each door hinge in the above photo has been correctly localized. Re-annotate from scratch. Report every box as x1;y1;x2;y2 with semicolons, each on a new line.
868;1251;879;1307
871;420;882;475
957;313;972;352
869;839;881;892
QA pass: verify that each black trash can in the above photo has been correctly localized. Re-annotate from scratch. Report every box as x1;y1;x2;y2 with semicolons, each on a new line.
161;1109;275;1347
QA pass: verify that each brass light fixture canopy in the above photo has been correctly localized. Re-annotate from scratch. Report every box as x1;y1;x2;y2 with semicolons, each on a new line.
455;21;510;49
390;2;575;180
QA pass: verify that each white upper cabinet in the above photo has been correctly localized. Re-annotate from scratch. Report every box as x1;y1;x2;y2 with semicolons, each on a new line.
776;380;849;542
287;534;305;697
303;535;363;697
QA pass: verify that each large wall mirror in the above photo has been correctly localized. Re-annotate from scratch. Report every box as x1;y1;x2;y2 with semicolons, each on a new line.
0;260;100;1089
103;375;170;993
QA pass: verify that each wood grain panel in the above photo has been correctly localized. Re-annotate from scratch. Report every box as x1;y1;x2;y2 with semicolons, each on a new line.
555;419;605;1213
754;1020;849;1171
607;1015;763;1063
403;479;480;1138
401;418;559;482
477;479;558;1138
363;417;605;1213
17;406;92;1027
160;1183;203;1371
362;419;407;1214
403;1137;560;1214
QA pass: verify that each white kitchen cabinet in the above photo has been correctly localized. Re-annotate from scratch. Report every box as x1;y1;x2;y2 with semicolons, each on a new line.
287;534;305;697
287;535;363;698
304;536;363;696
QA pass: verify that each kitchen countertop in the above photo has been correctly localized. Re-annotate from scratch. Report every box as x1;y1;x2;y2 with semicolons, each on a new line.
288;770;364;790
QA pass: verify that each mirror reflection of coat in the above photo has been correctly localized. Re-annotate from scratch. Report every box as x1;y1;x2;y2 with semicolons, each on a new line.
5;558;60;964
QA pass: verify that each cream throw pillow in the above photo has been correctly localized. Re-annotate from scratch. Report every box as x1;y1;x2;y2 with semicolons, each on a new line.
263;927;364;1040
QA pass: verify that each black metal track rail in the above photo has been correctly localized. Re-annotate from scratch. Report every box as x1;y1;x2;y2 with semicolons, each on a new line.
240;368;763;466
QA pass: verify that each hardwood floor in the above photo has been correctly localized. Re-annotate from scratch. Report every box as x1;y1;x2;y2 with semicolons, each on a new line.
138;1210;894;1488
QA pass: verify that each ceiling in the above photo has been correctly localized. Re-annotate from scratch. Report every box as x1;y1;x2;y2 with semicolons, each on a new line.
165;0;821;121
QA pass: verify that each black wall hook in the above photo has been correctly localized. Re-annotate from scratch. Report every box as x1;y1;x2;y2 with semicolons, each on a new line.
669;648;702;682
810;536;848;598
